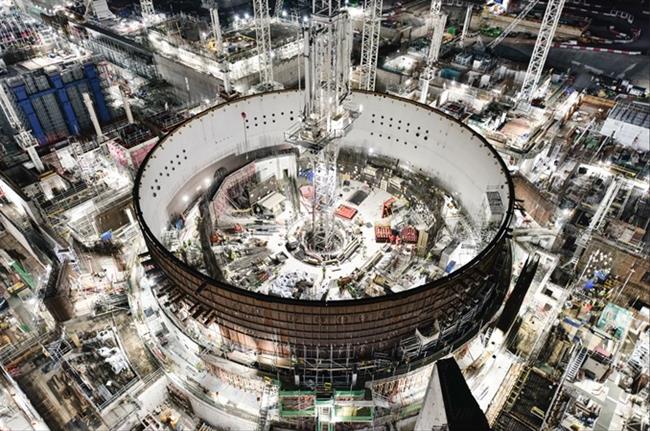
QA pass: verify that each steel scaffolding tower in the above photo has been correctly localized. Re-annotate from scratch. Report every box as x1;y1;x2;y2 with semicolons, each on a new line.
274;0;285;17
302;5;352;137
310;143;340;254
203;0;232;95
358;0;383;91
253;0;274;86
286;0;354;255
517;0;566;103
418;0;446;104
141;0;155;18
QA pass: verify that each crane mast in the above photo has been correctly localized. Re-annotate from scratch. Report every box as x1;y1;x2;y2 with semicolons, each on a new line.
358;0;383;91
206;0;223;53
253;0;275;88
518;0;566;103
459;4;472;48
418;0;446;104
140;0;155;19
203;0;232;95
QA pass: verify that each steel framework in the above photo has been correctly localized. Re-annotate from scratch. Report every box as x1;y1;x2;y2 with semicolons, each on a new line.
204;0;223;53
274;0;285;17
289;1;354;254
418;0;446;104
302;8;352;136
141;0;155;18
203;0;232;94
518;0;566;103
253;0;274;86
358;0;383;91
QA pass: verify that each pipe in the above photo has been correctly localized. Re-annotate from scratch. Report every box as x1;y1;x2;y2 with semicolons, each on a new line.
82;92;103;139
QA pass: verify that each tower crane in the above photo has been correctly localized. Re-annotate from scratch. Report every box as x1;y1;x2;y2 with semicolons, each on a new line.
517;0;566;104
358;0;383;91
418;0;446;104
252;0;275;90
202;0;232;95
203;0;223;52
459;4;473;48
0;84;44;172
487;0;541;50
140;0;155;19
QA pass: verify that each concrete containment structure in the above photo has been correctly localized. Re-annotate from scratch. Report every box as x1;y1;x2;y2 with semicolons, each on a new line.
134;90;515;387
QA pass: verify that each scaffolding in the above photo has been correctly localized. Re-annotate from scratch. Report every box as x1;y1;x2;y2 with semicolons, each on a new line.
418;0;446;104
274;0;285;17
358;0;383;91
253;0;274;87
283;0;355;255
0;10;55;52
140;0;156;19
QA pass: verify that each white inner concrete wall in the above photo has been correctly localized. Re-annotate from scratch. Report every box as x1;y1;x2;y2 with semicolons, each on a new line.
138;91;511;240
256;153;297;183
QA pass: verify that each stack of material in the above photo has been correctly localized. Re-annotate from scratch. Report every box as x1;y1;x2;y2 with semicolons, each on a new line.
375;225;392;242
400;226;418;243
269;271;314;298
382;197;397;218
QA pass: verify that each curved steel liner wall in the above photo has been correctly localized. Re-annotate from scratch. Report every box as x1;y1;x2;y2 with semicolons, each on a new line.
134;90;515;361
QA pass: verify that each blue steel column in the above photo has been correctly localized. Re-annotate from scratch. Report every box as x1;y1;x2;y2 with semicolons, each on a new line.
50;73;80;135
82;63;111;123
11;84;47;145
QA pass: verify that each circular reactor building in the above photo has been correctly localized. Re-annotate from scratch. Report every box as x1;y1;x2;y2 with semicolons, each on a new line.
134;90;514;408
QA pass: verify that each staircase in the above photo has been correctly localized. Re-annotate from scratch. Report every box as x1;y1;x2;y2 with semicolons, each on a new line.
566;345;588;382
257;383;277;431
